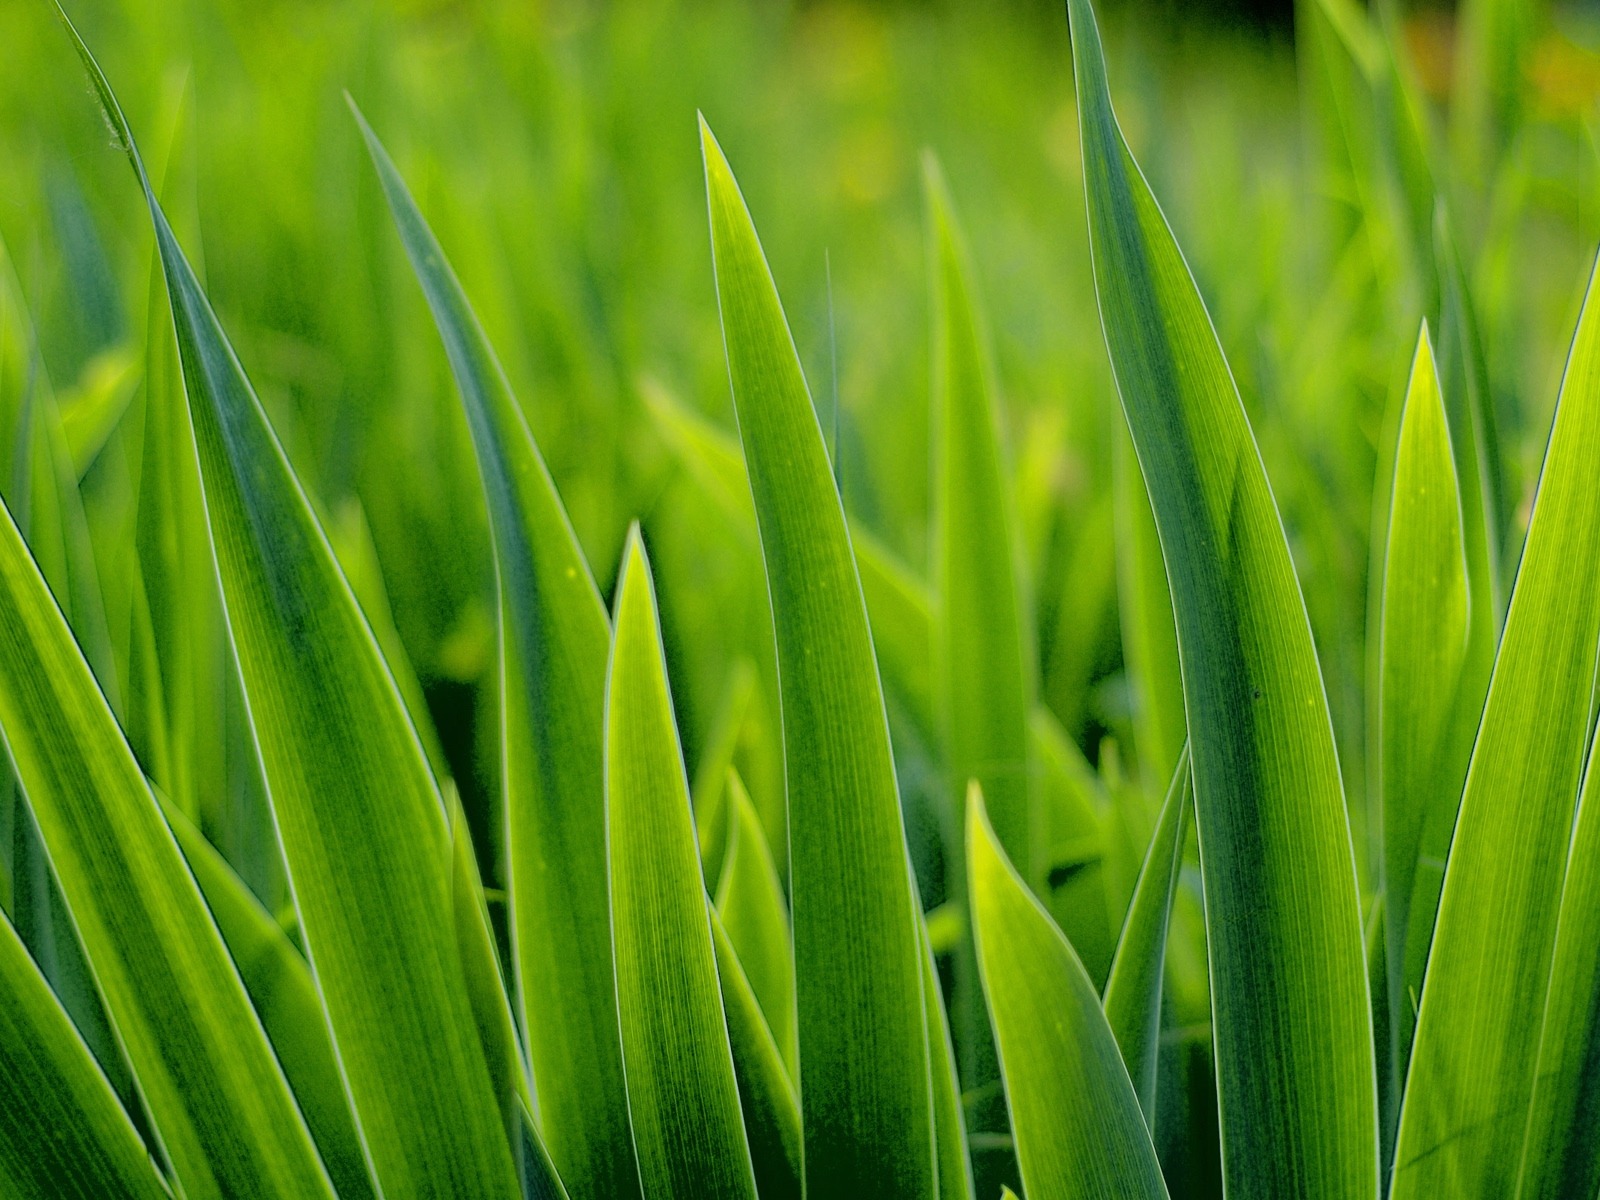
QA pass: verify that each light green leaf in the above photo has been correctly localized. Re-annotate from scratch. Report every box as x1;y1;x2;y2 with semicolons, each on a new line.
1515;718;1600;1200
158;795;375;1200
1392;257;1600;1198
58;344;139;480
921;914;973;1200
607;528;758;1200
712;908;804;1200
968;785;1169;1200
67;32;521;1194
1102;743;1191;1123
693;661;758;884
0;909;171;1200
702;116;936;1197
927;157;1032;879
0;425;332;1197
716;769;797;1080
1376;327;1476;1095
1066;1;1380;1194
354;106;636;1200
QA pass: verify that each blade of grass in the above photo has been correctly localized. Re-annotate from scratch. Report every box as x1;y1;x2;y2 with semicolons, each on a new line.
702;116;937;1197
158;795;375;1200
1392;255;1600;1198
0;909;171;1200
354;107;637;1200
1066;1;1380;1193
1102;744;1191;1124
0;463;333;1197
65;28;523;1195
968;785;1169;1200
715;769;797;1080
607;528;758;1200
1514;716;1600;1200
921;913;974;1200
712;908;805;1200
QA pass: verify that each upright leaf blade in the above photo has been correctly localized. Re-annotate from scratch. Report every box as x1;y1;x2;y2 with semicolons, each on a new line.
1393;257;1600;1198
968;786;1168;1200
355;108;636;1200
1102;744;1190;1123
607;529;758;1200
702;117;936;1197
66;34;521;1195
1065;1;1379;1194
0;910;171;1200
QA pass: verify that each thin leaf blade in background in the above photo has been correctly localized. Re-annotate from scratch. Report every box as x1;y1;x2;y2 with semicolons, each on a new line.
354;108;636;1200
1393;255;1600;1198
607;528;758;1200
1065;0;1380;1193
968;785;1169;1200
703;115;937;1198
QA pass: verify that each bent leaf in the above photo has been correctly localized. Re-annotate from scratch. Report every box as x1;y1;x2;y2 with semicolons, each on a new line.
0;910;171;1200
1102;744;1191;1122
68;35;520;1195
1393;257;1600;1198
355;106;636;1200
1066;0;1379;1194
969;785;1168;1200
703;116;936;1197
607;529;758;1200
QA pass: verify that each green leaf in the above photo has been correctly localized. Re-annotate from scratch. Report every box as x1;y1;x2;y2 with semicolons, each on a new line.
1102;744;1191;1123
927;157;1033;878
853;522;937;743
712;909;804;1200
921;915;974;1200
968;785;1169;1200
65;30;521;1194
1515;721;1600;1200
1376;327;1476;1095
702;115;936;1197
354;106;637;1200
0;909;171;1200
0;425;333;1197
715;769;798;1079
1391;258;1600;1197
607;528;758;1199
1066;1;1380;1194
158;796;376;1200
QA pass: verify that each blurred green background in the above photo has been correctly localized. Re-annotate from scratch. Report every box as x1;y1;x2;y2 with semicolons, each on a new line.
4;0;1600;1190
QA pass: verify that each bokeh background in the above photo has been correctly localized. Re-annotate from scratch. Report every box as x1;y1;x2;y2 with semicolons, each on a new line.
4;0;1600;1192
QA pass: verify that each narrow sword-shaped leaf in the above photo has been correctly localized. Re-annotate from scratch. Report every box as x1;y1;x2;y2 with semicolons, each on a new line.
1515;717;1600;1200
702;115;937;1197
1393;256;1600;1198
607;528;758;1200
354;107;636;1200
927;157;1033;878
0;471;333;1197
716;769;797;1079
1065;1;1380;1194
1377;327;1474;1096
1102;744;1191;1123
66;32;521;1195
0;910;170;1200
921;913;974;1200
968;785;1168;1200
712;909;805;1200
159;796;376;1200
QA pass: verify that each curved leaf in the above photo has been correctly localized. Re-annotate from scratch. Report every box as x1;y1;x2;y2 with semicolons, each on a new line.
702;116;936;1196
354;106;636;1200
67;33;521;1195
712;909;805;1200
607;528;757;1200
968;785;1168;1200
1066;1;1379;1194
0;910;171;1200
1393;256;1600;1197
716;769;797;1079
1102;743;1191;1122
